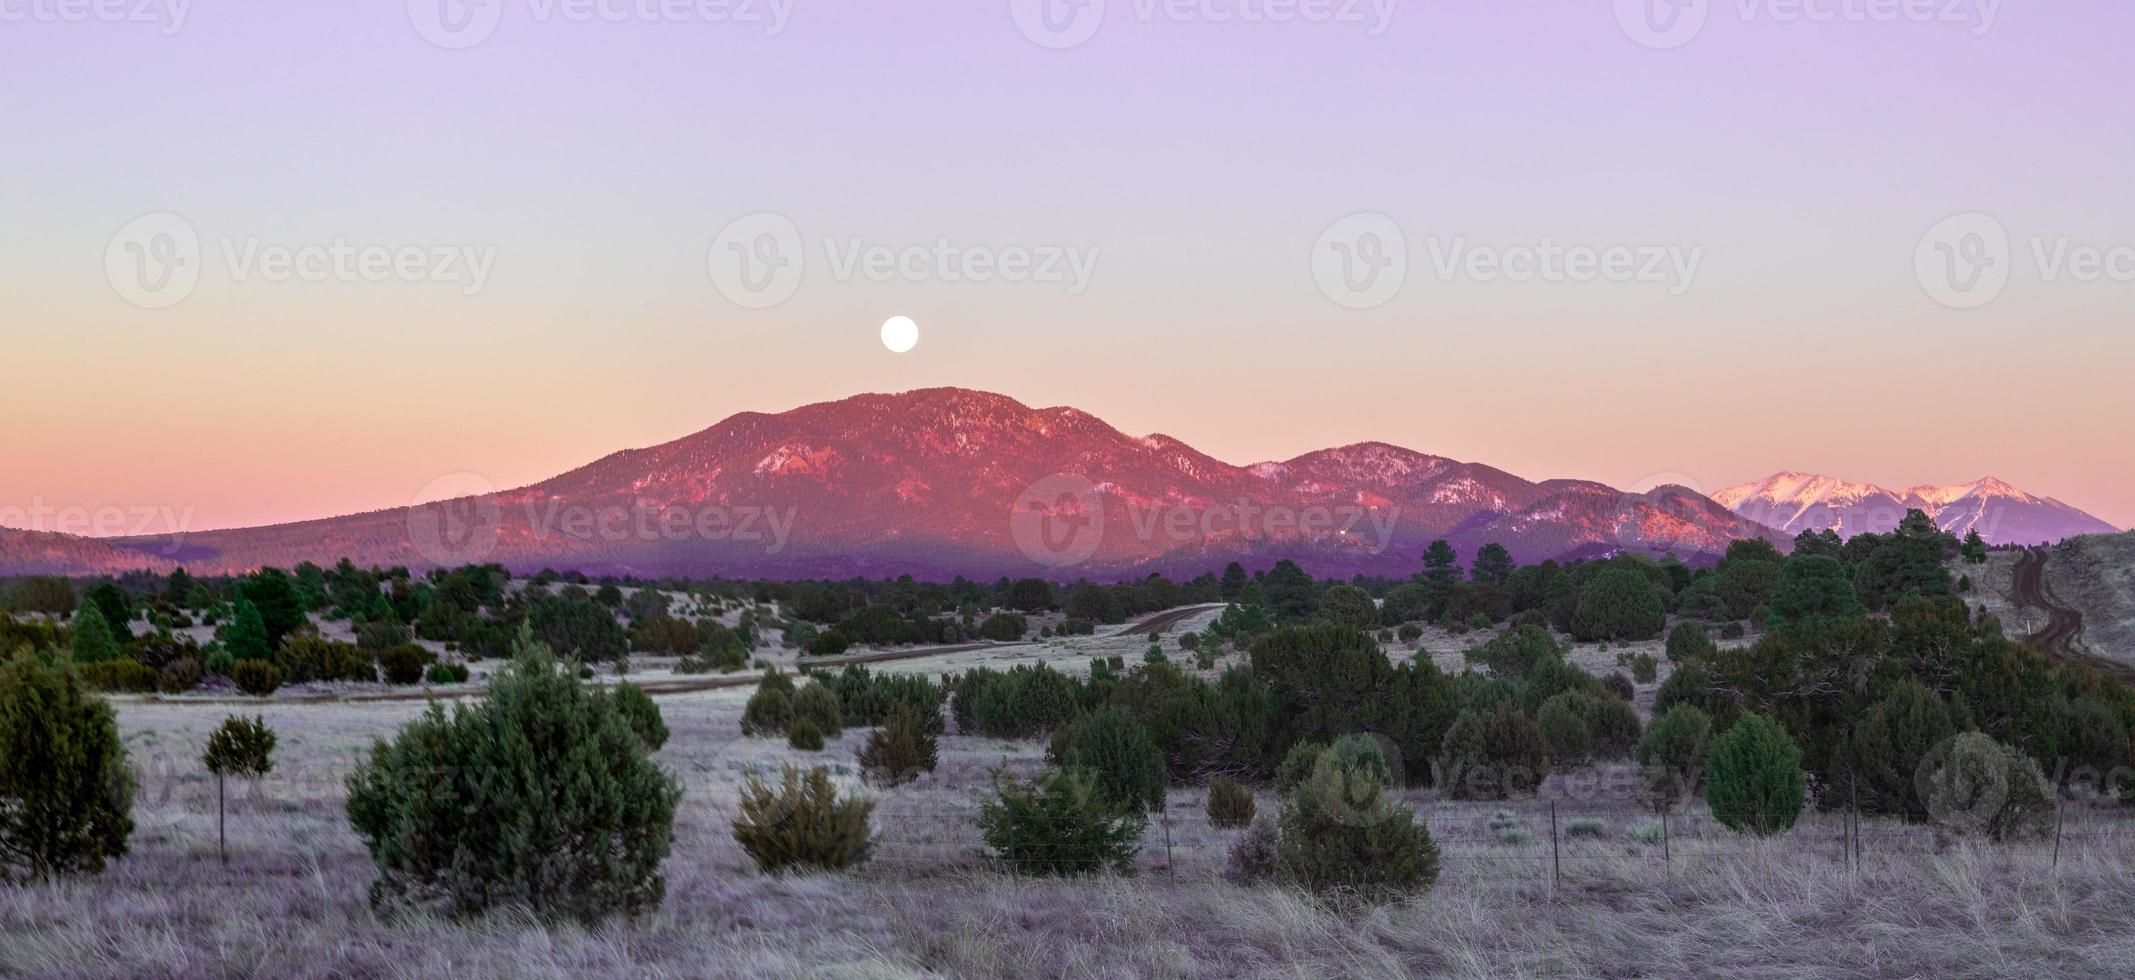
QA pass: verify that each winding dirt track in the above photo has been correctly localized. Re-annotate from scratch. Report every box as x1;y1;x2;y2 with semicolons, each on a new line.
142;605;1227;706
1117;604;1223;636
150;640;1019;706
2009;547;2135;685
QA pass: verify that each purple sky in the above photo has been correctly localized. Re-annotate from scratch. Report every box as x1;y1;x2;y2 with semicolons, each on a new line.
3;1;2133;532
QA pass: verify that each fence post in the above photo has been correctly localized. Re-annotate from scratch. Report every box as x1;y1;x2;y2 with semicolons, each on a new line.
1661;809;1670;881
1162;806;1175;883
1549;801;1561;893
2052;801;2063;869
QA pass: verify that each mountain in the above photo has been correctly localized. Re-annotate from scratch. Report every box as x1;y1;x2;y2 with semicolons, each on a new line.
0;527;179;577
12;388;1786;580
1715;471;2118;545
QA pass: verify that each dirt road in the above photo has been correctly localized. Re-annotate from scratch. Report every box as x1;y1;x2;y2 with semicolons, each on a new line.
140;605;1226;707
1116;604;1222;636
2009;547;2135;684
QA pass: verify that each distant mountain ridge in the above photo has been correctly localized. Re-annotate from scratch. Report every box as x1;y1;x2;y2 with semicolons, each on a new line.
0;387;1830;579
1715;471;2118;545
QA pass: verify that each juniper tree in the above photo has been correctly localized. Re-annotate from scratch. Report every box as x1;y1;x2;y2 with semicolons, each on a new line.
344;642;682;922
0;655;135;880
201;715;276;864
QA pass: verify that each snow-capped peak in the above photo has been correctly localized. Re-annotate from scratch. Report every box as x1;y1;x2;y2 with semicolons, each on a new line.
1711;472;1896;510
1903;477;2034;509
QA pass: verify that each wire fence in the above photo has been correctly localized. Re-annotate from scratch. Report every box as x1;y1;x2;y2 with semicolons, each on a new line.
711;795;2135;885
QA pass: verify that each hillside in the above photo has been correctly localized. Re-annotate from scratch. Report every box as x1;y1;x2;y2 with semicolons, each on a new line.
5;388;1783;580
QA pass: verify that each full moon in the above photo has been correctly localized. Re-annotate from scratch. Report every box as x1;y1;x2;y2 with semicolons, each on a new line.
880;315;919;353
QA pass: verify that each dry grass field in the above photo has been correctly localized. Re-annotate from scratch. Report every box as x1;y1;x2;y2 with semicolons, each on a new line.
4;608;2132;979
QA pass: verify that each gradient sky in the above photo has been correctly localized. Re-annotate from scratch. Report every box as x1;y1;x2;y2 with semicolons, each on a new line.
3;1;2132;534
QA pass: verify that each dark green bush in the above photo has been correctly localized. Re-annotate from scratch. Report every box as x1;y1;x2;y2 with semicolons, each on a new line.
977;612;1028;642
1324;734;1394;786
377;645;433;685
1665;622;1715;662
1275;744;1440;901
741;671;796;736
1464;624;1560;680
1637;704;1712;810
344;645;682;923
1249;624;1457;787
1062;706;1167;813
1590;693;1643;760
731;764;873;873
612;681;668;750
1314;585;1379;630
1535;694;1592;768
230;659;282;697
793;681;844;738
0;655;135;880
1652;659;1739;731
274;633;375;684
1436;703;1550;800
1706;712;1805;835
1848;680;1967;818
978;769;1144;876
1275;741;1329;792
1628;652;1660;684
788;718;825;751
959;663;1084;739
1206;776;1255;829
425;662;470;685
1571;570;1666;642
808;628;853;656
858;703;938;786
77;659;157;694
